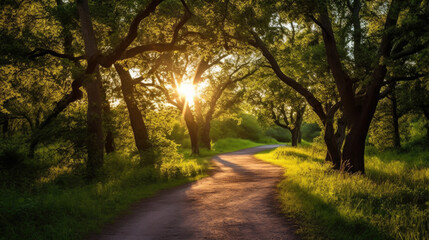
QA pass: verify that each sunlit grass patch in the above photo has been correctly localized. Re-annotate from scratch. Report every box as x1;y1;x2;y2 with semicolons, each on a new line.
212;138;264;153
255;146;429;240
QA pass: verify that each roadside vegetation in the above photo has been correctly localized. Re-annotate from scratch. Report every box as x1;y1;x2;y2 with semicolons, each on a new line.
1;0;428;239
0;111;288;240
255;139;428;240
0;135;271;240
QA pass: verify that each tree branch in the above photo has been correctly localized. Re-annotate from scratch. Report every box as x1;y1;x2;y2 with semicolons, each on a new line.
120;44;186;61
391;41;429;60
317;7;356;121
28;48;85;62
248;30;327;123
171;0;192;44
389;73;425;83
99;0;164;67
309;15;330;35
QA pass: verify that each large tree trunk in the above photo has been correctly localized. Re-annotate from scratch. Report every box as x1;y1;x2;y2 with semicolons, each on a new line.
114;64;154;166
200;103;216;150
85;68;105;177
342;85;382;173
200;119;211;150
291;128;300;147
101;78;115;154
77;0;104;178
341;126;366;173
320;0;400;174
324;119;342;169
291;107;304;147
183;104;199;155
105;130;115;153
324;115;346;169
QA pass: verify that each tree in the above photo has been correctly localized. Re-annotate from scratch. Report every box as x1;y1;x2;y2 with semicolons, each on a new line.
248;77;306;147
109;1;190;165
26;0;183;177
218;0;428;173
198;55;259;149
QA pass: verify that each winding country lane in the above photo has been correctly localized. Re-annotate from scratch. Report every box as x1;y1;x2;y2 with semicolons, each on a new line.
88;145;298;240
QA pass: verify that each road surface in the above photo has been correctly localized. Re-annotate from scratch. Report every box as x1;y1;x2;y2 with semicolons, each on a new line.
88;145;298;240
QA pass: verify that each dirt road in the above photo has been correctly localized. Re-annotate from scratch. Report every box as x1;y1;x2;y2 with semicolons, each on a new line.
88;145;298;240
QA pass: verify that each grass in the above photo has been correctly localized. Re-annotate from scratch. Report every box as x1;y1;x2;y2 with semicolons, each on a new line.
212;138;266;153
177;137;268;158
255;145;428;240
0;137;266;240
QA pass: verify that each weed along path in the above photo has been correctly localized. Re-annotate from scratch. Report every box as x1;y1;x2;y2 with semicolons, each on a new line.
88;145;298;240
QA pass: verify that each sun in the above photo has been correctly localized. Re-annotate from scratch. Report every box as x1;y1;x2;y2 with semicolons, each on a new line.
178;83;196;105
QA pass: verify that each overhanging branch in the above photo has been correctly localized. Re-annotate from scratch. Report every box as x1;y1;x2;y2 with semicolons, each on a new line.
28;48;85;62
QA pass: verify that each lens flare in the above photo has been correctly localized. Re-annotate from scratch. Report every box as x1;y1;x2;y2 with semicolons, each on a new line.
178;83;196;105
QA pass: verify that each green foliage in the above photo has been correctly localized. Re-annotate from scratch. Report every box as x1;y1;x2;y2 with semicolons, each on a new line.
210;113;265;142
256;146;428;240
0;137;266;239
0;150;209;240
167;123;188;147
300;122;321;142
265;126;291;142
1;0;428;239
212;138;263;153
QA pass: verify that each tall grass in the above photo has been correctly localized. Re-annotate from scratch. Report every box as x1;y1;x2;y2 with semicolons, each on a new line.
255;146;428;240
0;138;267;240
0;152;208;240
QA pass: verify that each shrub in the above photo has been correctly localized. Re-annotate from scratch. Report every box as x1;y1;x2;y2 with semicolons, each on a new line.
210;114;265;142
265;126;291;142
301;122;321;142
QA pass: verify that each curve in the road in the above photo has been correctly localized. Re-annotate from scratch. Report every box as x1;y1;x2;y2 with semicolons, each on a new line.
88;145;298;240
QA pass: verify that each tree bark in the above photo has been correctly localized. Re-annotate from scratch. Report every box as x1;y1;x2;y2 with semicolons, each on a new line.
348;0;362;67
114;64;154;165
199;91;219;150
101;76;115;154
318;0;400;173
105;130;115;153
77;0;104;178
291;128;300;147
183;104;199;155
200;119;211;149
324;118;342;169
325;115;346;169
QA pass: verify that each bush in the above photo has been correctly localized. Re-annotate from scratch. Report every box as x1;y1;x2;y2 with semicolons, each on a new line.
210;114;265;142
301;122;321;142
167;123;188;146
265;126;291;142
